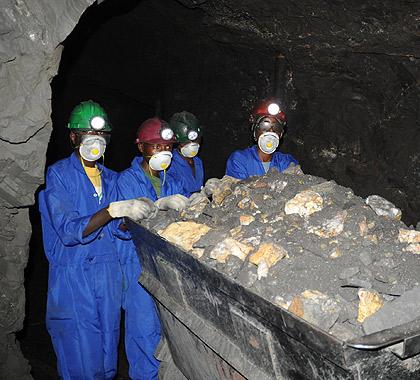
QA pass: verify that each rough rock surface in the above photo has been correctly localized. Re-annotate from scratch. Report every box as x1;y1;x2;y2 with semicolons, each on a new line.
143;169;420;340
0;1;94;377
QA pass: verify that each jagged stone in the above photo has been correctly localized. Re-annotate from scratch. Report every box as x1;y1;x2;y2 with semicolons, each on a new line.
209;238;253;263
239;215;255;226
289;290;341;331
357;289;384;323
159;221;211;252
212;176;239;205
308;210;347;238
405;244;420;255
237;197;257;210
284;190;324;217
282;163;304;175
249;242;288;279
363;286;420;335
329;247;342;259
366;195;402;220
398;229;420;244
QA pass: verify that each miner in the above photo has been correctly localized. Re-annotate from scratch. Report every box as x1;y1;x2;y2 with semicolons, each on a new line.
116;117;197;379
38;100;156;379
226;99;298;179
168;111;205;194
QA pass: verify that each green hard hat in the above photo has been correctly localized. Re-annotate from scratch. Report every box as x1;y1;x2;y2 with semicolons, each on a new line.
67;100;112;132
170;111;202;143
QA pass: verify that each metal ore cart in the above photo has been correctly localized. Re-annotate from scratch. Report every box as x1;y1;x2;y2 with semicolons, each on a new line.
129;221;420;380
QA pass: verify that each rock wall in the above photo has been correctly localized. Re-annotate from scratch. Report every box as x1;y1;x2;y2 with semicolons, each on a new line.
0;1;93;377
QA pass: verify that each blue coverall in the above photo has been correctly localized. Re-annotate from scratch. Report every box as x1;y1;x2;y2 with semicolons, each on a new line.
168;149;204;193
226;145;298;180
38;152;125;380
117;156;186;380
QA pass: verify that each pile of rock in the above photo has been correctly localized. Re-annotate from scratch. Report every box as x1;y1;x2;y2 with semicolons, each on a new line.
141;168;420;340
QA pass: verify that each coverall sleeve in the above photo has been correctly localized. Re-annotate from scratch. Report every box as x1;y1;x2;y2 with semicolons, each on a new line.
104;174;131;240
225;151;249;180
117;171;139;201
42;167;102;246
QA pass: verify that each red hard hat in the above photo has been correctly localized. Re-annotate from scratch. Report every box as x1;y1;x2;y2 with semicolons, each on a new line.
135;117;175;144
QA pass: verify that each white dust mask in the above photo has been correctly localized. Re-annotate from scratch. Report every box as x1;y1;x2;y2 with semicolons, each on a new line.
79;135;107;162
148;151;172;171
258;132;279;154
180;142;200;158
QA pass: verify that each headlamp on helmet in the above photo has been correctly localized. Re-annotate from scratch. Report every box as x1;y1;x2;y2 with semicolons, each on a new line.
160;125;174;141
90;116;106;130
68;100;112;132
267;102;280;115
135;117;176;144
187;130;199;141
170;111;202;143
250;99;286;137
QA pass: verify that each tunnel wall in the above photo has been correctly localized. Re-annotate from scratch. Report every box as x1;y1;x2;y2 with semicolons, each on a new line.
0;1;94;377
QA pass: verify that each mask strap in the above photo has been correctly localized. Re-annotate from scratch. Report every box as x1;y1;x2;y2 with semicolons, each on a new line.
162;169;166;187
98;153;104;175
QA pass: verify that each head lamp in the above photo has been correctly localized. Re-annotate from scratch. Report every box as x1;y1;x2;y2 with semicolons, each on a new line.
187;130;199;141
160;126;174;141
267;103;280;116
90;116;106;130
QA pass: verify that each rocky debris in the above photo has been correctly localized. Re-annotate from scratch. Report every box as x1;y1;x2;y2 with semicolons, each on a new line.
363;286;420;335
398;229;420;244
282;163;304;176
210;238;253;263
284;190;323;217
212;176;240;206
143;169;420;340
307;210;347;238
398;229;420;255
239;215;255;226
158;221;210;252
366;195;402;221
357;289;384;323
249;242;288;280
289;290;341;331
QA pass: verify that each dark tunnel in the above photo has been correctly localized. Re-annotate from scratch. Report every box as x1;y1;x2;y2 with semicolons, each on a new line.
15;0;419;378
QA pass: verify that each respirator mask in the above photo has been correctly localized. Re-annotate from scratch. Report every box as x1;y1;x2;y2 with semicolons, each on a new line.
148;151;173;171
79;135;107;162
258;132;279;154
180;142;200;158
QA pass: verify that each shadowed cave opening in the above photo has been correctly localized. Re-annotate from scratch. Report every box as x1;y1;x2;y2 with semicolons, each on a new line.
16;0;419;378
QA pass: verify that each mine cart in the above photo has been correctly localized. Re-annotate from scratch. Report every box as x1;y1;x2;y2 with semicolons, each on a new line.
129;221;420;380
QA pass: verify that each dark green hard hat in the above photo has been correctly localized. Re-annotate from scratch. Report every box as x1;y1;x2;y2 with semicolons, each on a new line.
67;100;112;132
170;111;202;143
